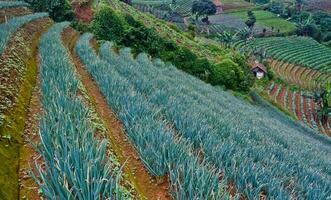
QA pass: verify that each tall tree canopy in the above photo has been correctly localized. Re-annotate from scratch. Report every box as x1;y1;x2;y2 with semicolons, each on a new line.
245;11;256;36
192;0;216;19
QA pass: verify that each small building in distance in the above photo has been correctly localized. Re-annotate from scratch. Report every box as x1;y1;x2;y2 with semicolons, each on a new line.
251;60;267;79
213;0;223;14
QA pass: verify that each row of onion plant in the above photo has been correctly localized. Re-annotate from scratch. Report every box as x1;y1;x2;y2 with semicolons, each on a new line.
0;1;29;9
0;12;48;54
96;37;331;199
75;33;231;200
32;23;129;199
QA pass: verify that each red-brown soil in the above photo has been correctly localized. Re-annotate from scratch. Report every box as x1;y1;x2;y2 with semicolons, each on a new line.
0;7;32;23
62;27;170;200
72;0;94;23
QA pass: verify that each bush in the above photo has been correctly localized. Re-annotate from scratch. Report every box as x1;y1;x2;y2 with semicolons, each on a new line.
92;4;253;92
25;0;74;22
210;59;239;90
71;20;91;33
92;5;127;43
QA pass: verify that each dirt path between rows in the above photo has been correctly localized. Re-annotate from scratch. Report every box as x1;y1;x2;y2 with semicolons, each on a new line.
62;27;170;200
0;7;32;23
19;76;43;200
0;18;52;200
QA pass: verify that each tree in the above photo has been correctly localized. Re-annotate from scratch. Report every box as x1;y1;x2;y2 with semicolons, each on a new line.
210;56;254;92
91;5;127;43
25;0;74;22
192;0;216;21
245;11;256;36
296;14;321;40
314;82;331;126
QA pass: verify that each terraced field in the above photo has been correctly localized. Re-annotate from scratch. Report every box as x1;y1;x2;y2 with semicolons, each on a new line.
234;36;331;89
1;1;331;199
266;82;331;136
268;59;330;90
132;0;192;16
229;10;297;34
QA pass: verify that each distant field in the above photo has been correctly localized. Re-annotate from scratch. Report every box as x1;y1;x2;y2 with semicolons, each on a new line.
229;10;297;34
305;0;331;12
132;0;192;16
221;0;254;12
209;14;270;35
234;36;331;75
133;0;254;16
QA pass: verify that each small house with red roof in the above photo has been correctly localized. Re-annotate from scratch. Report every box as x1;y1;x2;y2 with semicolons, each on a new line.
251;60;267;79
213;0;223;14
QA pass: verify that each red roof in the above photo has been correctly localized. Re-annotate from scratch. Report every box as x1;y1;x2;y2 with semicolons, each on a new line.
213;0;222;7
251;63;267;73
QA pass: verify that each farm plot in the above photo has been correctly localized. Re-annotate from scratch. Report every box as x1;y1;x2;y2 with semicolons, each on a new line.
133;4;169;20
267;82;331;136
80;33;331;199
305;0;331;12
269;59;330;89
221;0;254;12
209;14;270;35
132;0;192;16
33;22;133;199
76;33;230;199
234;36;331;85
229;10;296;34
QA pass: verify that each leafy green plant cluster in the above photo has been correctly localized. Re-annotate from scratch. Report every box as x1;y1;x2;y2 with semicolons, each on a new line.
81;32;331;199
266;1;331;45
33;22;128;199
24;0;74;22
92;4;254;92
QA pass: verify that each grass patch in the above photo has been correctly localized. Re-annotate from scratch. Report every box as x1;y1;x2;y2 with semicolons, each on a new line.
0;49;38;200
229;10;297;33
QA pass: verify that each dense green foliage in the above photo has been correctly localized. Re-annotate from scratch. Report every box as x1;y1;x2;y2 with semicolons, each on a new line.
24;0;73;22
314;82;331;125
266;1;331;45
92;4;254;92
191;0;216;19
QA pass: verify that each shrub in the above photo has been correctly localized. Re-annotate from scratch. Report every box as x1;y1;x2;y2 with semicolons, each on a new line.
211;59;239;90
92;5;127;43
92;4;253;92
25;0;74;22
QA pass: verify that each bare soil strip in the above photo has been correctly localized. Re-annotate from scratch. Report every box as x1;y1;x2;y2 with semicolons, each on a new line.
62;27;170;200
0;7;32;23
0;18;52;200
